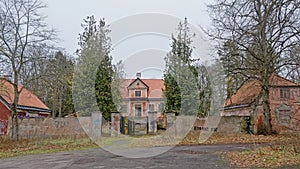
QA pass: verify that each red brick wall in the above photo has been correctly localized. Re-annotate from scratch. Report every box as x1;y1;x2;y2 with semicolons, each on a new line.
0;102;10;135
257;87;300;133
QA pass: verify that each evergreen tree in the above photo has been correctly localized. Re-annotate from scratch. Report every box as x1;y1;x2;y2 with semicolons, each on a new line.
163;73;181;114
45;51;75;117
163;18;200;116
111;61;124;113
73;16;98;116
95;53;116;121
74;16;119;121
196;64;212;117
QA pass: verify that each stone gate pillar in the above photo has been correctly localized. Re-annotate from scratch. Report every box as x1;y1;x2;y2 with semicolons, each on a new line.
111;112;120;137
148;111;157;134
91;112;102;139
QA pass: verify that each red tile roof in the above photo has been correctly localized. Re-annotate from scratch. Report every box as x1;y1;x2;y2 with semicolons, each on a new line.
121;79;164;98
0;79;49;111
269;74;299;86
225;74;300;108
225;79;261;107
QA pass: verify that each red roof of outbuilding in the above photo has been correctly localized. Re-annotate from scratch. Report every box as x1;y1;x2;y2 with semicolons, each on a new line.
225;74;300;108
0;79;50;111
225;79;261;107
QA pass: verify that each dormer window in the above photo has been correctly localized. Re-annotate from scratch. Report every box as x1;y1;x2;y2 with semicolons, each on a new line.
135;90;141;97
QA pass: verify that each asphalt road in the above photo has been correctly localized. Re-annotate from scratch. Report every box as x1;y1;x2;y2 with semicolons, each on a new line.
0;144;257;169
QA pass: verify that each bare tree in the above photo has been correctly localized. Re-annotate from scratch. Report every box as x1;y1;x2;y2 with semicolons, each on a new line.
208;0;300;134
0;0;56;140
285;45;300;82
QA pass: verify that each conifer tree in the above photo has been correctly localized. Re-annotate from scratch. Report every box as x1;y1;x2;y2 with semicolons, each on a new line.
95;51;116;121
74;16;118;121
163;18;200;116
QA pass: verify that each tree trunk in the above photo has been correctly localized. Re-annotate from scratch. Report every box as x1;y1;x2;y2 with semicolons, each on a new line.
11;107;19;140
11;83;20;140
58;93;62;118
261;78;272;135
52;97;56;118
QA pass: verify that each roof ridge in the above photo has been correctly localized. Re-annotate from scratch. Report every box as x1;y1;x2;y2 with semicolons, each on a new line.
0;78;50;110
271;74;299;86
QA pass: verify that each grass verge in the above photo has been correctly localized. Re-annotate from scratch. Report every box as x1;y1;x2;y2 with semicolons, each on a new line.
0;136;97;159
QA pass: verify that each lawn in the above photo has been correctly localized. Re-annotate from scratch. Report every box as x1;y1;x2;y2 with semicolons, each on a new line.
0;136;97;158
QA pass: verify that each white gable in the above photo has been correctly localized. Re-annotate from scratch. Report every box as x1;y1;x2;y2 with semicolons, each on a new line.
127;79;148;90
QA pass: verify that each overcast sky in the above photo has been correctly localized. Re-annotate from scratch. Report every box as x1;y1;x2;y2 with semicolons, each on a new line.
41;0;215;78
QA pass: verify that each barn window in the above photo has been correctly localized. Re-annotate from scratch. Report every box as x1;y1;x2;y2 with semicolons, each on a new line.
280;88;290;99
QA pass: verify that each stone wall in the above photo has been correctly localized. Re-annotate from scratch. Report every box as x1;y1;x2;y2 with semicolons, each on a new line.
7;115;258;139
7;117;91;139
217;116;245;133
194;116;245;133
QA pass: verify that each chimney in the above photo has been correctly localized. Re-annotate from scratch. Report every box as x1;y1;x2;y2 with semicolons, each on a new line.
136;72;141;79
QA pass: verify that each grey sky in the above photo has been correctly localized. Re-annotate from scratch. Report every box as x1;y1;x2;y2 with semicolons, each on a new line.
41;0;215;78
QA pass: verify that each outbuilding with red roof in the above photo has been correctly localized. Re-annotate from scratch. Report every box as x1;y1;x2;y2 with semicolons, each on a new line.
222;74;300;134
0;78;51;135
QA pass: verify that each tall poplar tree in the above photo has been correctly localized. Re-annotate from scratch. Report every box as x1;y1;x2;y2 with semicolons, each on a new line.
163;18;201;116
95;47;116;121
73;16;115;120
74;16;119;121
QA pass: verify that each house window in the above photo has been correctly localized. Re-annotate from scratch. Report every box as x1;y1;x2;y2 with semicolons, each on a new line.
149;104;155;112
158;103;164;112
135;104;142;116
280;88;290;99
135;90;141;97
